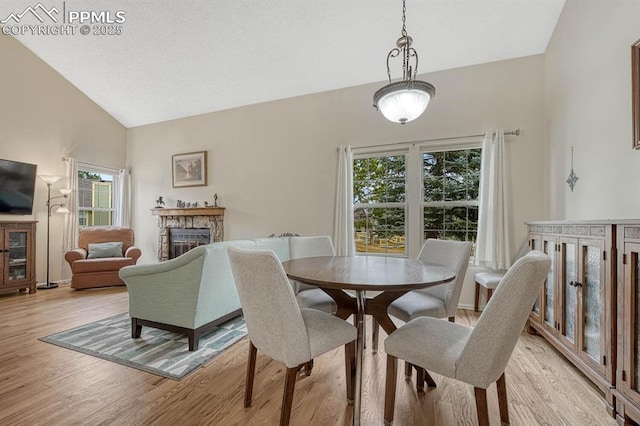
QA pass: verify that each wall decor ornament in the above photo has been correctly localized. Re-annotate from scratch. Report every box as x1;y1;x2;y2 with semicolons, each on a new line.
172;151;208;188
632;39;640;149
566;146;579;192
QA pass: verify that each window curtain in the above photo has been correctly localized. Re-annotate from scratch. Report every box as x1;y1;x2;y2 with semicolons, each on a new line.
115;168;131;227
474;129;512;270
62;157;79;252
333;146;355;256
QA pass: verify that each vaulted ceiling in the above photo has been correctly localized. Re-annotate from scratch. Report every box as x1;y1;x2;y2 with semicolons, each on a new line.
4;0;565;127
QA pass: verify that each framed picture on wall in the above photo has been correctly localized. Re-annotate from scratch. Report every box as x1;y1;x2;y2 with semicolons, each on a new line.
633;39;640;149
172;151;208;188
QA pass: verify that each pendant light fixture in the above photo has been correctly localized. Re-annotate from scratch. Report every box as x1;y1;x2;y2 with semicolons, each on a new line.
373;0;435;124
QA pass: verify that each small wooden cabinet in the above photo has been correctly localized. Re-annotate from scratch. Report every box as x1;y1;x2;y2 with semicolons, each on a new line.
0;221;36;294
527;221;616;416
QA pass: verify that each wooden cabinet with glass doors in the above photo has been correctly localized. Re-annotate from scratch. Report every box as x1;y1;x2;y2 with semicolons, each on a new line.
527;221;616;417
0;221;37;294
614;222;640;424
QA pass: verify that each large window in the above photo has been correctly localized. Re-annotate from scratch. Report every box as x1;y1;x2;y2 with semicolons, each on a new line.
353;155;406;255
78;167;117;228
353;143;482;256
423;148;481;246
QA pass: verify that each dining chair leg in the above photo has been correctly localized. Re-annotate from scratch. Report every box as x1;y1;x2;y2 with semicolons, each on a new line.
280;367;298;426
245;341;258;408
474;282;480;312
448;316;455;322
415;367;425;392
304;360;313;376
405;362;412;378
384;355;398;426
372;318;379;354
474;387;490;426
344;341;356;405
424;371;437;387
497;372;510;424
487;288;494;306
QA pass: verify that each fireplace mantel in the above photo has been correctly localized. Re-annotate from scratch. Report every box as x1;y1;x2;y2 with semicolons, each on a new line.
151;207;225;261
151;207;225;217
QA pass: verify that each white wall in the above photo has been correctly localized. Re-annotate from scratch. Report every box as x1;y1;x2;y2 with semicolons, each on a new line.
0;36;127;284
545;0;640;219
128;55;546;308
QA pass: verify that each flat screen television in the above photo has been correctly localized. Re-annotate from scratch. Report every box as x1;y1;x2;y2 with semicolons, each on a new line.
0;159;38;215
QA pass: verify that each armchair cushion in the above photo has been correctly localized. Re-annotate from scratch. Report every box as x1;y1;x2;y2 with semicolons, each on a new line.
73;257;135;274
87;242;124;259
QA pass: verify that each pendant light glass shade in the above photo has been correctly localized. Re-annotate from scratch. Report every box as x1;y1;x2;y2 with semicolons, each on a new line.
374;80;435;124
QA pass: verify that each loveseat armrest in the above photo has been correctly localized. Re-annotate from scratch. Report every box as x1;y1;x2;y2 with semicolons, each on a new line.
125;246;142;263
65;248;87;265
119;246;207;329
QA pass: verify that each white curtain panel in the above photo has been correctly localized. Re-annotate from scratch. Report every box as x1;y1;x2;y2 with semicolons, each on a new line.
115;168;131;227
333;146;355;256
474;129;512;270
62;157;79;252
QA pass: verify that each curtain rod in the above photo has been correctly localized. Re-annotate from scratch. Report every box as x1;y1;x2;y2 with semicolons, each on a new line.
62;157;123;171
348;128;520;151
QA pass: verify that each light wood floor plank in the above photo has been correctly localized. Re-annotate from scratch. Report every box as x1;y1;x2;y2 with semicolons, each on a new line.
0;286;618;425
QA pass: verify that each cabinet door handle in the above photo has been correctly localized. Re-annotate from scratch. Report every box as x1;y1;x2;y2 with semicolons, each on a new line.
574;281;583;288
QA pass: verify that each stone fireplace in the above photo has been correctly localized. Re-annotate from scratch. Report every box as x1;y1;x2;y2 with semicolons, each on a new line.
151;207;225;261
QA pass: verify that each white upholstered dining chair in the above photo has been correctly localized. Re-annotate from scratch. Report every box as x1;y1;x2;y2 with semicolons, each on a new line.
227;246;357;426
290;236;337;314
383;250;550;426
371;239;472;355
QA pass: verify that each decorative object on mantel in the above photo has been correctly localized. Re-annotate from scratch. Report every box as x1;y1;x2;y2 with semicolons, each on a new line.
155;196;165;208
372;0;435;125
268;232;300;238
213;193;218;207
176;198;218;208
172;151;207;188
37;175;71;290
632;38;640;149
566;146;579;192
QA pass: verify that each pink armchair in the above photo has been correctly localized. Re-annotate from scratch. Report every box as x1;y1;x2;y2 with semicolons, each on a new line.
65;226;141;290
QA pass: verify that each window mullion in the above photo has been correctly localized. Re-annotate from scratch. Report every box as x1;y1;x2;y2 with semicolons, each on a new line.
406;145;421;258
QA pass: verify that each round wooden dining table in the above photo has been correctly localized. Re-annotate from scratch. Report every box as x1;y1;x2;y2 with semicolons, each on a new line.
281;255;456;426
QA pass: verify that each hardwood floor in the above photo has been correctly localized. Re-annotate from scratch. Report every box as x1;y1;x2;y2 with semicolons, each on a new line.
0;285;617;425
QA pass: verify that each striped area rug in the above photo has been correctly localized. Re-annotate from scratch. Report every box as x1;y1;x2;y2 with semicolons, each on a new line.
40;313;247;380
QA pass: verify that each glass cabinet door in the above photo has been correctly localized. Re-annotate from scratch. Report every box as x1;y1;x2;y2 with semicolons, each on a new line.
560;238;578;349
531;236;542;317
581;240;604;369
542;236;556;332
633;249;640;394
6;230;28;282
623;242;640;404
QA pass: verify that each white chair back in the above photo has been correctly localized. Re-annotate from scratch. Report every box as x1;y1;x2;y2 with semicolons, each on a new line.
228;246;312;367
418;239;472;317
289;236;335;293
457;250;550;388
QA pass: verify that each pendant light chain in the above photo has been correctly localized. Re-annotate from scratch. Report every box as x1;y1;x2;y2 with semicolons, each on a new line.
401;0;407;37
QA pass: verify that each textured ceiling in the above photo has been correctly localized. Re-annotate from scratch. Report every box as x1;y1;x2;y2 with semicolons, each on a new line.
3;0;565;128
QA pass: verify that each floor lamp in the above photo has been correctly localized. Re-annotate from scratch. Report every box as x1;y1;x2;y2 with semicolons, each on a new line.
37;175;71;290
